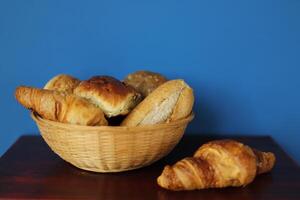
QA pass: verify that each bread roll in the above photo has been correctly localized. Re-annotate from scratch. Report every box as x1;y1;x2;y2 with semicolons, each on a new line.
15;86;108;126
74;76;142;117
121;79;194;126
44;74;80;93
124;70;167;97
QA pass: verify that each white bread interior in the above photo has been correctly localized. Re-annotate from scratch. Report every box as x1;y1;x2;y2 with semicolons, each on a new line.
121;79;194;126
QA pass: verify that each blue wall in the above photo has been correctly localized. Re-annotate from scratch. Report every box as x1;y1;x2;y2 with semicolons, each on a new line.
1;0;299;163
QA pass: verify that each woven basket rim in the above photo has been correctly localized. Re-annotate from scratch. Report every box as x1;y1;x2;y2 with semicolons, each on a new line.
31;112;194;131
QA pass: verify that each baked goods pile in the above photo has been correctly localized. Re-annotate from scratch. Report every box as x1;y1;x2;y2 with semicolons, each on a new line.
15;71;276;191
15;71;194;126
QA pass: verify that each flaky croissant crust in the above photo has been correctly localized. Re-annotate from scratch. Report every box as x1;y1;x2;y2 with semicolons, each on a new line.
157;139;275;191
15;86;108;126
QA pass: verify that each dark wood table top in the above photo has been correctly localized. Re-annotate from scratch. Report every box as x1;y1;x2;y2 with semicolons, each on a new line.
0;135;299;200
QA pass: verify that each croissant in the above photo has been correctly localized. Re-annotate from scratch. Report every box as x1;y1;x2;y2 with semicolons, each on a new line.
15;86;108;126
157;139;275;191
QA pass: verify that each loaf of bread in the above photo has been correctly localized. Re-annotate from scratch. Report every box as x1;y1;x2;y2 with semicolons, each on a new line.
124;70;167;97
121;79;194;126
44;74;80;93
15;86;108;126
74;76;142;117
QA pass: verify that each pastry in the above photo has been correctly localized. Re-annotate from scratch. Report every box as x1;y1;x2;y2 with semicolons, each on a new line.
157;139;276;190
15;86;108;126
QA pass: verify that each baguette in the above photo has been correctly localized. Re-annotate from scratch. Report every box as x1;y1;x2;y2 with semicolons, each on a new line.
121;79;194;126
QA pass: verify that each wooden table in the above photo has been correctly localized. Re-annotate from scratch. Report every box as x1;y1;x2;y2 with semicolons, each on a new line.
0;135;299;200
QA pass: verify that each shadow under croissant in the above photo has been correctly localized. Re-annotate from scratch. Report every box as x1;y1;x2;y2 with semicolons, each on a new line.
156;173;274;200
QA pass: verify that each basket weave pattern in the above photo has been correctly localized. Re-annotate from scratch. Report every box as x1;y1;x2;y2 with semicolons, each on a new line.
32;113;194;172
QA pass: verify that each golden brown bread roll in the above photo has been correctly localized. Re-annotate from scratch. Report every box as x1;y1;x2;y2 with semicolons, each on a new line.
44;74;80;93
157;139;276;191
121;79;194;126
15;86;108;126
124;70;167;97
74;76;141;117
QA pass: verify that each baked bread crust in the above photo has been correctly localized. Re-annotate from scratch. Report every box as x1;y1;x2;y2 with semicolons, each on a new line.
121;79;194;126
44;74;80;93
157;139;276;191
124;71;167;97
15;86;108;126
74;76;141;117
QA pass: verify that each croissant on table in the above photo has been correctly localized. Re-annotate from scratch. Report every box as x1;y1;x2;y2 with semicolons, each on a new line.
157;139;276;191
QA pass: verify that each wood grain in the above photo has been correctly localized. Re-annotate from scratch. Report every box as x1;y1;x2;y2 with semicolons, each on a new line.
0;135;299;200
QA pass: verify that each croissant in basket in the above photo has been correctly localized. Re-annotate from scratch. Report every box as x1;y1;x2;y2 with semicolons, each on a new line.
15;86;108;126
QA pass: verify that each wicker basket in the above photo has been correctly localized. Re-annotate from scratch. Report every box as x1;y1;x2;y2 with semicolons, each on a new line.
31;112;194;173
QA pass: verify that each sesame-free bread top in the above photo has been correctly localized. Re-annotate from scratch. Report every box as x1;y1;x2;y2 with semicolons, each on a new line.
44;74;80;93
74;76;141;117
124;70;167;97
